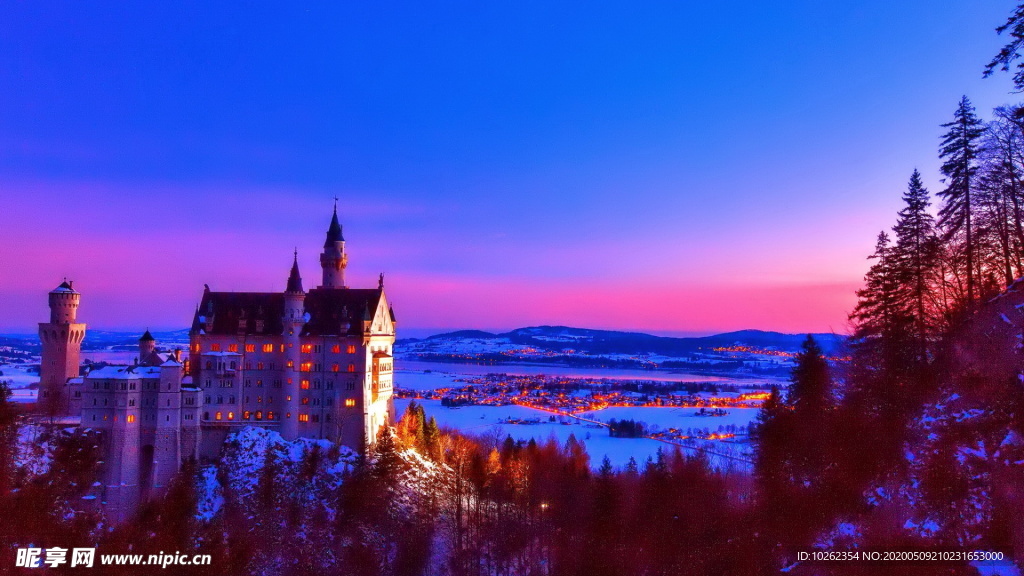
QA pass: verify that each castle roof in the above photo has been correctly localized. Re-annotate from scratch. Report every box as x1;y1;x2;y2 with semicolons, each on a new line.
87;365;162;380
139;329;155;342
191;287;386;337
51;281;78;294
286;252;304;293
324;206;344;247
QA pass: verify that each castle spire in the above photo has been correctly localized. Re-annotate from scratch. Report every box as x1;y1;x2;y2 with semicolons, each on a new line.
324;202;344;247
286;249;304;293
320;202;348;289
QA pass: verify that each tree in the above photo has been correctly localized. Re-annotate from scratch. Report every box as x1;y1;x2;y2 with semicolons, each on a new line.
891;169;939;360
984;3;1024;91
937;96;986;305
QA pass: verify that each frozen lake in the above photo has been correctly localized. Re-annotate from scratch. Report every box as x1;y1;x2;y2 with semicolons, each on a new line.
396;359;781;389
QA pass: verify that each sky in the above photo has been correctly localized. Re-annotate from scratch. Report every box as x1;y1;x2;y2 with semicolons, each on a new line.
0;2;1019;337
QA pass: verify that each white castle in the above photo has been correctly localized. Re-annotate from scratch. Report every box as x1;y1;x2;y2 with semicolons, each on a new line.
37;206;396;522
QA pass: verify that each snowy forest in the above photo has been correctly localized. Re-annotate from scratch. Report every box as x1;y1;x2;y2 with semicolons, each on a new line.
6;4;1024;576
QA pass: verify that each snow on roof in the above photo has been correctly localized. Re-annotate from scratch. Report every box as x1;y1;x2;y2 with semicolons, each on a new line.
86;365;162;379
203;351;242;357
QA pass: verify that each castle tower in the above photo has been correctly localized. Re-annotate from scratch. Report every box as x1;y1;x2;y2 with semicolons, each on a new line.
153;356;183;496
320;203;347;289
38;281;86;416
105;367;142;524
281;252;306;439
138;330;156;364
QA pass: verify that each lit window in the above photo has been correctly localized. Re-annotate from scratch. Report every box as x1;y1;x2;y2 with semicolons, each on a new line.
347;363;355;373
331;344;341;353
347;345;356;354
228;412;235;420
211;343;221;352
228;344;238;352
301;344;313;353
255;411;263;420
286;412;291;419
243;411;250;419
286;395;292;401
127;415;135;423
191;343;200;353
301;380;310;390
268;411;275;420
216;411;222;420
263;344;274;353
245;344;255;353
332;363;340;372
302;397;309;405
300;362;312;372
345;398;356;407
287;360;294;368
257;362;264;370
279;344;285;353
298;414;309;423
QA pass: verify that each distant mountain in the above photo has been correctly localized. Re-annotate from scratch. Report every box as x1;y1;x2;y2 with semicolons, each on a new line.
399;325;846;356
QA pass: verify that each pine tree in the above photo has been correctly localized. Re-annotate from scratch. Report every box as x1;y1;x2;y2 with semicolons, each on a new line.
891;169;939;360
938;96;986;305
985;3;1024;91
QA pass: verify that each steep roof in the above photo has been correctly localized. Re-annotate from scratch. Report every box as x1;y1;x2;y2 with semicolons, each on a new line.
191;287;385;337
324;206;344;247
139;329;155;342
286;253;304;293
51;281;77;294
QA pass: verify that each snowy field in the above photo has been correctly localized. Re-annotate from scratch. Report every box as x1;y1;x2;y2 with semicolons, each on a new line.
582;406;760;433
397;399;751;471
0;364;38;389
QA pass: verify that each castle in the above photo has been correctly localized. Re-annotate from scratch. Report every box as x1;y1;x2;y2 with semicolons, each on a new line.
37;206;396;522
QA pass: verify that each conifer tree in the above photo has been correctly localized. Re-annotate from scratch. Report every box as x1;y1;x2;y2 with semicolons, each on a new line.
891;169;939;359
938;96;986;305
985;3;1024;91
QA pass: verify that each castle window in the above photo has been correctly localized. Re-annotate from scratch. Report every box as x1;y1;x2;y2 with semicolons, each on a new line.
257;396;263;403
245;380;251;387
332;363;340;372
315;344;322;353
326;414;331;423
215;411;222;420
312;414;320;423
257;362;264;370
302;397;310;405
243;411;250;420
217;396;223;404
314;380;321;390
205;395;211;403
298;414;309;423
262;344;274;353
268;411;275;420
287;360;294;369
191;343;200;353
268;396;273;403
245;344;255;353
326;381;334;390
346;381;354;391
245;362;252;370
129;399;135;407
301;379;310;390
205;361;212;370
279;344;285;353
286;395;292;402
228;344;238;352
326;398;332;406
300;362;312;372
204;412;209;420
286;412;291;419
211;344;221;352
301;344;313;353
244;396;249;403
345;398;356;408
229;396;235;403
166;415;170;422
167;399;171;407
255;411;263;420
93;382;99;389
93;399;97;406
127;415;135;423
229;361;236;370
228;412;235;420
273;380;281;389
92;415;96;421
347;345;356;354
347;364;355;373
332;345;341;354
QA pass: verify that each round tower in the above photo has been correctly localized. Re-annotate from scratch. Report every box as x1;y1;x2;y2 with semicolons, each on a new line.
320;202;348;289
138;329;156;363
38;280;86;417
282;251;306;440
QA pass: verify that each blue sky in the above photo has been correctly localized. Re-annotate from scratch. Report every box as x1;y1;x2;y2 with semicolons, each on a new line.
0;2;1018;335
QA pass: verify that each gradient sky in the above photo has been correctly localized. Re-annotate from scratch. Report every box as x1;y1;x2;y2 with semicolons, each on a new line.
0;2;1019;336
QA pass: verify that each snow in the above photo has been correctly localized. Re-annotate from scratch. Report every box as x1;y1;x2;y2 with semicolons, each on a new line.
972;561;1021;576
0;364;39;389
397;399;750;470
587;406;759;432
